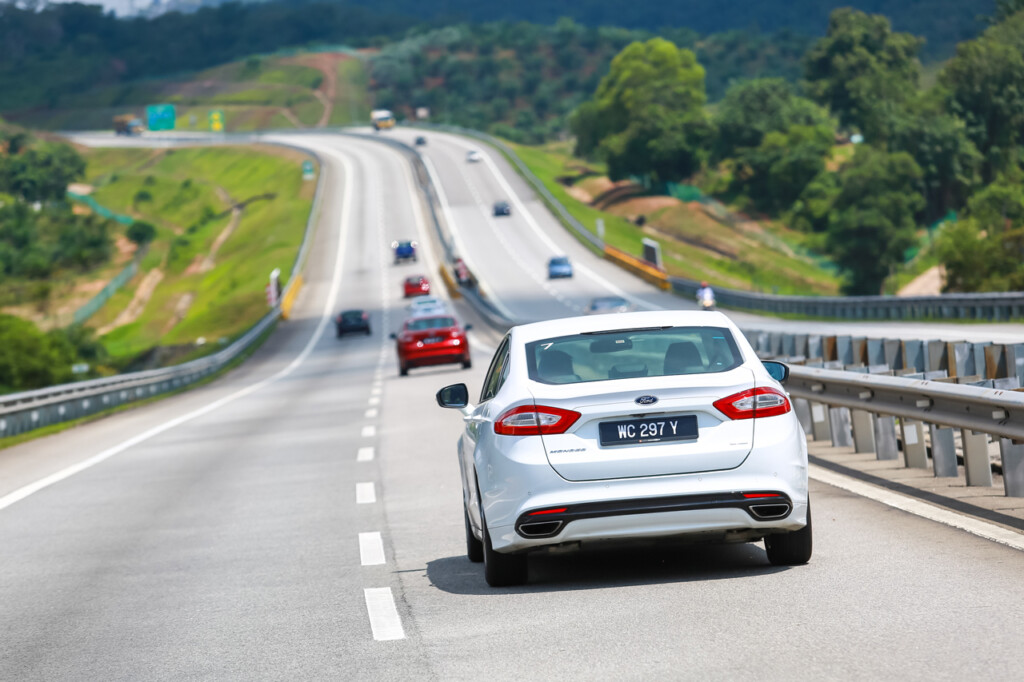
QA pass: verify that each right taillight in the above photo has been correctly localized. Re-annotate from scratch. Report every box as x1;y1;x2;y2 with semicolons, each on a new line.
713;387;791;420
494;405;581;436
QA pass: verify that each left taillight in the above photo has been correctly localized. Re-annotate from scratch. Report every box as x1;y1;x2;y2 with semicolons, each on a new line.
713;387;791;420
494;405;580;436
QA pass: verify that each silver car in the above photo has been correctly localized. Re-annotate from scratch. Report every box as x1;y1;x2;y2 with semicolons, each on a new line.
436;311;811;587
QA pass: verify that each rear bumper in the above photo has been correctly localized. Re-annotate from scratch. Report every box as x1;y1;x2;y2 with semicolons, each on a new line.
401;343;468;367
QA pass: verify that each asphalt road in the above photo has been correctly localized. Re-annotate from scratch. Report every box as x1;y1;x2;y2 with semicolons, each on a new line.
1;131;1022;680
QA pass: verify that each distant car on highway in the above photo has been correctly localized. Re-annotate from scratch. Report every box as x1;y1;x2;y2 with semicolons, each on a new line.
547;256;573;279
466;150;483;163
403;275;431;298
414;136;427;146
336;309;371;337
435;310;810;586
392;240;417;264
586;296;635;315
407;295;448;316
391;314;472;376
493;200;511;217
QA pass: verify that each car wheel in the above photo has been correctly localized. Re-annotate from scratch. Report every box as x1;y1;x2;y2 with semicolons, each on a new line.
462;356;472;369
465;506;483;563
365;328;372;336
399;362;409;376
765;501;812;566
481;507;527;587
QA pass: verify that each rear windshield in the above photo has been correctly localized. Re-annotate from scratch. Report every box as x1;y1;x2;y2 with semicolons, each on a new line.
406;317;455;331
550;258;569;265
525;326;742;385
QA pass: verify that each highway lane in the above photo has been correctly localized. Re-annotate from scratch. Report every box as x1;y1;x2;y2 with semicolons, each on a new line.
1;130;1022;679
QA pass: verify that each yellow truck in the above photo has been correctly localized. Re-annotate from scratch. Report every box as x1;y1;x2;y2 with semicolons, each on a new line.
371;109;396;131
113;114;143;136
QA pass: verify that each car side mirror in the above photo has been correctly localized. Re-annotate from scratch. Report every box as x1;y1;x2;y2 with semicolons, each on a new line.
464;324;473;331
762;361;789;384
436;383;469;408
389;332;397;340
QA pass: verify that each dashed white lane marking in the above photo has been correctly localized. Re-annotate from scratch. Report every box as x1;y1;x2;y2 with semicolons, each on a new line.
809;464;1024;552
361;425;376;438
356;482;377;504
364;588;406;641
0;145;358;514
371;386;382;396
365;408;379;419
359;532;386;565
357;446;375;462
368;396;380;406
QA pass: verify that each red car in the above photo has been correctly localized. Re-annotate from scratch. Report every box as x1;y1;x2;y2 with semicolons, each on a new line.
391;314;472;376
403;275;431;298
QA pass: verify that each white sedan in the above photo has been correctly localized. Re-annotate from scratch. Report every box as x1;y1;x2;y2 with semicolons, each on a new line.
436;311;810;586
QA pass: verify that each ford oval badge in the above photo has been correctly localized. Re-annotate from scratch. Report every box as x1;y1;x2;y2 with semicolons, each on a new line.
635;395;658;406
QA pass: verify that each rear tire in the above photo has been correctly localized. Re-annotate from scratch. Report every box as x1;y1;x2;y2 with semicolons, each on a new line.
482;509;527;587
399;363;409;376
765;501;812;566
465;507;483;563
365;328;372;336
462;356;472;369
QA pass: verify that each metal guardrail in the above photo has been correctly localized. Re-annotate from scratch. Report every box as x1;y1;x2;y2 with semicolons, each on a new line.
1;136;326;441
418;124;1024;322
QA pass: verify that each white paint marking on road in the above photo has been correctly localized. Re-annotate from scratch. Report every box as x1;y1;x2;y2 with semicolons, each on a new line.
0;146;359;514
356;482;377;504
363;588;406;641
368;396;380;406
809;463;1024;552
361;425;376;438
365;408;379;419
371;386;382;395
357;446;375;462
359;532;386;565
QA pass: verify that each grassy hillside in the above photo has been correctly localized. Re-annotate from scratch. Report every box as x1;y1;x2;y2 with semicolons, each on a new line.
77;144;315;364
510;141;842;295
8;52;371;133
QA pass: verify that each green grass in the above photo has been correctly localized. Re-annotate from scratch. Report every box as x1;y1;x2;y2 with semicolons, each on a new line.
81;145;314;362
330;59;371;126
507;141;842;295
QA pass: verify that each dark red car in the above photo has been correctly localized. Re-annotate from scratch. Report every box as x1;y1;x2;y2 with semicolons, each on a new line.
391;314;472;376
403;275;431;298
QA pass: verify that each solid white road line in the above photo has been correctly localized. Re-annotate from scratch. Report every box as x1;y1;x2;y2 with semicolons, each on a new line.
363;588;405;641
0;146;357;514
356;482;377;505
357;446;375;462
361;425;376;438
809;464;1024;552
359;531;386;565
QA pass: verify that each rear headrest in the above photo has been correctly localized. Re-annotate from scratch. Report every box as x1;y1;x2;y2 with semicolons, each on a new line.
664;341;704;375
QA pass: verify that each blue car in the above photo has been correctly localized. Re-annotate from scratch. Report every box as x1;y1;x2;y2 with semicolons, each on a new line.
547;256;573;279
392;240;417;264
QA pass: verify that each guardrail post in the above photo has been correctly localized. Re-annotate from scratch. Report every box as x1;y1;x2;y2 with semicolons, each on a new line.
807;335;823;362
929;426;958;477
829;407;854;447
851;410;875;453
873;416;899;460
884;339;903;369
999;438;1024;497
900;420;928;468
809;402;831;441
961;429;994;486
793;398;812;433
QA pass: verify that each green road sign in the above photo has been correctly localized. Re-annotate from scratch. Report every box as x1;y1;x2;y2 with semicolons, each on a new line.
302;160;315;181
209;109;225;132
146;104;176;131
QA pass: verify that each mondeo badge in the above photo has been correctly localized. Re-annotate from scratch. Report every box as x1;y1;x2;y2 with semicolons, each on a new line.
635;395;658;406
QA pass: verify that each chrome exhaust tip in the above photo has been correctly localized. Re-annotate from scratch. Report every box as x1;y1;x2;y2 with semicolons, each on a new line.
748;503;791;520
517;520;564;538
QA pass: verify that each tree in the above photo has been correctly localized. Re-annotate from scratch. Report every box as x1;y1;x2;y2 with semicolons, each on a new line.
732;123;834;213
713;78;831;161
886;100;981;222
803;8;922;142
826;147;924;294
570;38;710;182
126;220;157;246
940;11;1024;179
0;142;85;202
0;314;76;392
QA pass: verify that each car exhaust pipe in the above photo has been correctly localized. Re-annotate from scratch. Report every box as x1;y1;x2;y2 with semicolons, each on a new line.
517;520;564;538
748;503;791;520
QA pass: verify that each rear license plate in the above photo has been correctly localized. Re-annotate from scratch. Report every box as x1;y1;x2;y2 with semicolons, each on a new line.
423;336;444;344
599;415;698;446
